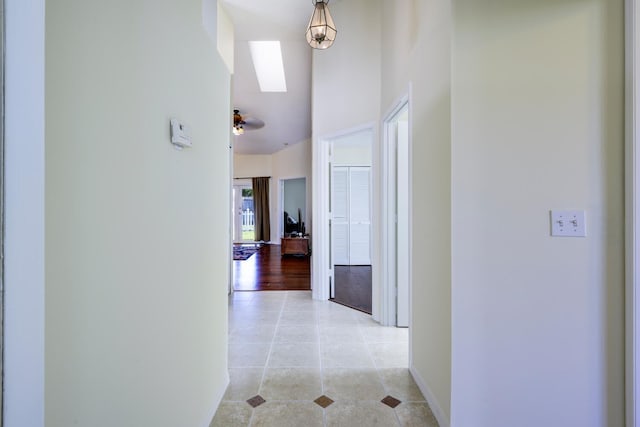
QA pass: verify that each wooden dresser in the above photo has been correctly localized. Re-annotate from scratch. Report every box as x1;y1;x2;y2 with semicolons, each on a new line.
281;237;310;256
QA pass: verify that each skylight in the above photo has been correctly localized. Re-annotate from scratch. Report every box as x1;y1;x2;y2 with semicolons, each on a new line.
249;41;287;93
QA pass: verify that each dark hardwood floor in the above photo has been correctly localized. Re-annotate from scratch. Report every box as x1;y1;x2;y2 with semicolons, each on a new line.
234;244;311;291
332;265;372;314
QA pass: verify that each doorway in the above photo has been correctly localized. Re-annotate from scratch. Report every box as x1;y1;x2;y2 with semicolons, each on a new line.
232;182;255;243
312;124;376;306
331;165;372;313
382;98;410;327
280;177;307;237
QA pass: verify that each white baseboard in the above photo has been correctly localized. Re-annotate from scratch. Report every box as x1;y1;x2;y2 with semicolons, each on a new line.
410;366;450;427
203;372;230;427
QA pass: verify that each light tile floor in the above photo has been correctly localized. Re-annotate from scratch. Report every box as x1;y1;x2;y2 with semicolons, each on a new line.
211;291;439;427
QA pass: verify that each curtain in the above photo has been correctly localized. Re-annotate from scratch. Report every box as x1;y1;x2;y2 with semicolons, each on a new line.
252;177;271;242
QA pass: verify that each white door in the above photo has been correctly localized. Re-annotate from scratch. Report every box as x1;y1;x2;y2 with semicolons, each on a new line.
396;118;410;327
331;166;371;266
383;102;410;327
332;167;349;265
349;167;371;265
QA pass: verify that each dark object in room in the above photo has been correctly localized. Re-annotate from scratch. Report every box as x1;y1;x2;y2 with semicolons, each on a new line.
284;211;299;234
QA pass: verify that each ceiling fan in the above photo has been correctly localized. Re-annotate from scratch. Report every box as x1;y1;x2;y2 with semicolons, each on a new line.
233;109;265;136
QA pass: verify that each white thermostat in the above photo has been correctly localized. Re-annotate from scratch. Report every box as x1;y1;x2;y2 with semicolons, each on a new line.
170;118;192;148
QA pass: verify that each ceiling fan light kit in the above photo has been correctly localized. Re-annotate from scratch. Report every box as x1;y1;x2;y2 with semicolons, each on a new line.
306;0;337;50
233;109;245;136
233;109;265;136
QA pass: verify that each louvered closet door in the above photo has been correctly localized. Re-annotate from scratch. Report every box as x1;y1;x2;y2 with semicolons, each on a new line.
331;166;371;266
348;167;371;265
332;167;349;265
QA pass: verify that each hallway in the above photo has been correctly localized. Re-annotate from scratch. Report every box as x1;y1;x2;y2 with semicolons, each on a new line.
211;291;438;426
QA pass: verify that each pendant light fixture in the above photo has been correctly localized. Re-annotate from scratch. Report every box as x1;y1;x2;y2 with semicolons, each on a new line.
306;0;337;50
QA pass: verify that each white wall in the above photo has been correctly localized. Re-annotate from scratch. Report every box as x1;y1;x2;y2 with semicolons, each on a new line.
234;140;312;242
450;1;624;426
317;2;625;427
311;0;381;137
332;133;373;166
233;153;272;178
311;0;382;306
44;1;231;425
380;0;452;423
5;0;46;425
216;1;234;74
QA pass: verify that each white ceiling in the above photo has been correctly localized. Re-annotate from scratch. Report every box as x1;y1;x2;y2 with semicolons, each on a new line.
221;0;319;155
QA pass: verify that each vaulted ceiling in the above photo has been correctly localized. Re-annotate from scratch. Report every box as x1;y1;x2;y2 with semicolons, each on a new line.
221;0;320;155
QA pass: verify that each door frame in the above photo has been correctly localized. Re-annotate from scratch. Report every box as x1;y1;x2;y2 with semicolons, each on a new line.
4;0;46;424
312;123;377;303
329;165;373;299
381;93;411;327
232;181;254;243
279;176;307;239
0;0;5;420
627;1;640;425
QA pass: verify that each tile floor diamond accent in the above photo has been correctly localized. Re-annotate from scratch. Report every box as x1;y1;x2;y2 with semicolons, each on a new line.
215;291;438;426
314;395;335;408
246;395;266;408
381;395;402;408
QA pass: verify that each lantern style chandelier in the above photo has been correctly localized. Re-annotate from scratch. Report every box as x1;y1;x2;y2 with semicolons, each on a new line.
305;0;337;50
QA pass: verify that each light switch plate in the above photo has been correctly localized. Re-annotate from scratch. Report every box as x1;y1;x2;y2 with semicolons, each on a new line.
550;210;586;237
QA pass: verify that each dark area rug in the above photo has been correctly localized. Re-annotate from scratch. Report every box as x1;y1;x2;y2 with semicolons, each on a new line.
332;265;372;314
233;245;260;261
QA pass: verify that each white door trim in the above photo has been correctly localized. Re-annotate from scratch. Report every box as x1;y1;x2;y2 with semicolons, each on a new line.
229;142;234;294
381;93;411;327
312;134;331;301
232;181;254;244
626;1;640;426
312;123;377;303
5;0;46;424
